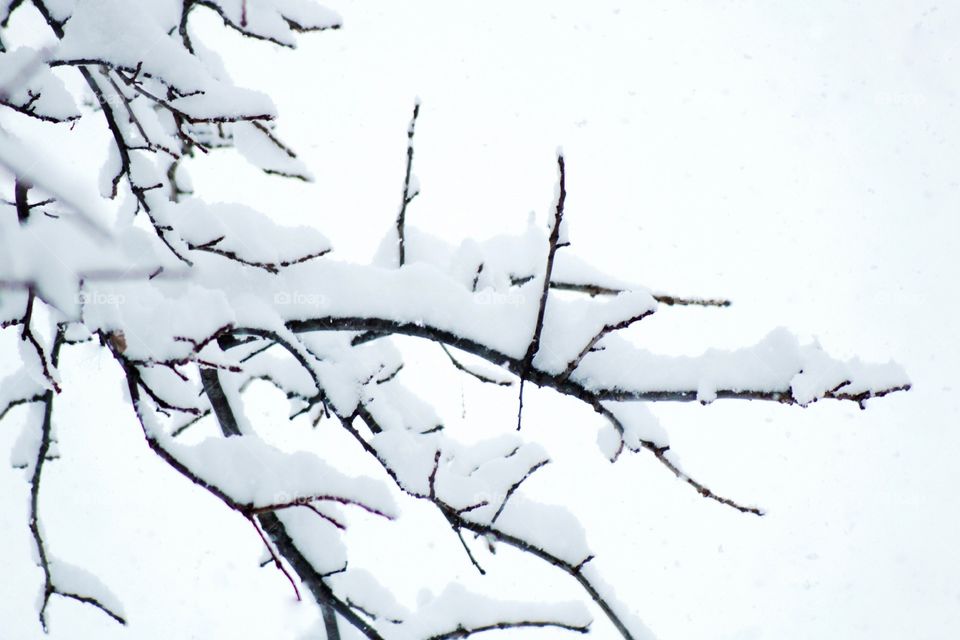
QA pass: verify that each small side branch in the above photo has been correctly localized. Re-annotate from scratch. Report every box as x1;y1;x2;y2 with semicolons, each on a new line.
345;410;639;640
28;330;126;629
248;514;301;601
518;153;567;429
426;620;590;640
490;459;549;524
0;385;46;421
20;289;61;392
195;363;379;640
187;237;331;273
524;280;732;307
591;400;763;516
440;344;513;387
652;293;731;307
395;101;421;267
557;310;655;383
14;178;30;223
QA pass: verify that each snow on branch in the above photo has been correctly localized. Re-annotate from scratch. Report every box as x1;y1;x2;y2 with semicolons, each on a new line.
0;46;80;122
162;431;398;517
192;0;342;47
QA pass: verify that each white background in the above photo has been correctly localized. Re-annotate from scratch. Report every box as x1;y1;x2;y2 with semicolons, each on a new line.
2;1;959;638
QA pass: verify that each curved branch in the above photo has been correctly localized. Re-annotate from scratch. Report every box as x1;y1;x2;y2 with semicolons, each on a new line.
286;315;908;408
29;329;126;629
285;313;907;516
343;410;639;640
439;344;513;387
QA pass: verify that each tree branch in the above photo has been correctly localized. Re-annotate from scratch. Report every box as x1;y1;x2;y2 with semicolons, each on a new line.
396;101;421;267
28;329;127;629
426;619;590;640
346;408;640;640
440;344;513;387
517;153;567;430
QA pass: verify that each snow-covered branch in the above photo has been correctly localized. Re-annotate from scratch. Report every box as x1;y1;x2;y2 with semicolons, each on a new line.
0;1;910;638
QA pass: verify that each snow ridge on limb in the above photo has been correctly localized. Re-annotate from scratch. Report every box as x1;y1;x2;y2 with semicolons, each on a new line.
192;0;341;47
0;46;80;121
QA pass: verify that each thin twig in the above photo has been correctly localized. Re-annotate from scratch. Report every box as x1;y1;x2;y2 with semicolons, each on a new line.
395;101;421;267
517;153;567;430
440;344;513;386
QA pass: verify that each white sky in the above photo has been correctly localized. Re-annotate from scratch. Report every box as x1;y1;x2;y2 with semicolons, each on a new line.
2;1;959;639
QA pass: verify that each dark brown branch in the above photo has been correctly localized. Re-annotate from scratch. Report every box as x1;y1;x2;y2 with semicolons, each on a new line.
396;101;420;267
518;154;567;430
449;511;630;640
552;281;731;307
257;512;376;640
191;0;340;48
301;503;346;530
14;178;30;223
591;400;762;515
490;459;550;524
426;620;590;640
113;354;364;638
286;314;907;514
557;310;655;383
199;367;243;437
197;365;378;640
56;592;126;625
346;409;639;640
0;393;45;421
187;239;331;273
286;315;907;408
28;329;127;629
104;71;178;158
440;344;513;387
32;1;193;265
0;95;80;122
652;293;731;307
513;278;732;307
248;514;301;601
249;495;394;520
113;67;274;125
20;289;61;392
252;121;301;161
170;408;211;437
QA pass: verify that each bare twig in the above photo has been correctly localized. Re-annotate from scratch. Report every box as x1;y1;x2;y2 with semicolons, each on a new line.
426;619;590;640
490;459;550;524
248;515;302;601
187;238;331;273
440;344;513;387
517;154;567;430
557;310;656;383
396;101;421;267
28;329;127;629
